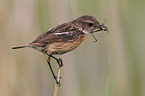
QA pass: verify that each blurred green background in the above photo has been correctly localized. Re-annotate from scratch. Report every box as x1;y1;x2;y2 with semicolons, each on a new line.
1;0;145;96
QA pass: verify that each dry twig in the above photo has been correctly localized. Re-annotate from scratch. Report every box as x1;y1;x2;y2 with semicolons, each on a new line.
54;67;61;96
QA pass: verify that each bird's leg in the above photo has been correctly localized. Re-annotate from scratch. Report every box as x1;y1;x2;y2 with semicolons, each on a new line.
46;53;63;67
47;56;61;86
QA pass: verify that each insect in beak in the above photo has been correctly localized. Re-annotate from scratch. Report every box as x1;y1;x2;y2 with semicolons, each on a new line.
99;24;109;33
101;18;109;33
91;18;109;42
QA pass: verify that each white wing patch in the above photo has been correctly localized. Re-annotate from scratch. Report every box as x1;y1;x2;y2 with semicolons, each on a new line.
53;31;74;35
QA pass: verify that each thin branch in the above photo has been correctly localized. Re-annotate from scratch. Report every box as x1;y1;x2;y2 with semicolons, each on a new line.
54;67;61;96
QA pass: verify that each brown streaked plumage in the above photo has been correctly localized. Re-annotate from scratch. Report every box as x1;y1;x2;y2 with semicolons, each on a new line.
11;15;108;86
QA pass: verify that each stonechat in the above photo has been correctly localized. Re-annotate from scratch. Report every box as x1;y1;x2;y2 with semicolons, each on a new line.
11;15;108;85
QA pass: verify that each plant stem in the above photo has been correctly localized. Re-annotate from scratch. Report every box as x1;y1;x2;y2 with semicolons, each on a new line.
54;67;61;96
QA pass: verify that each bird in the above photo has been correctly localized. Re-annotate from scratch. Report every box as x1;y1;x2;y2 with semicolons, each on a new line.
11;15;108;86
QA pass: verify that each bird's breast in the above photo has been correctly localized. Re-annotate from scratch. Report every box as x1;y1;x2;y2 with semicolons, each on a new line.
46;35;87;55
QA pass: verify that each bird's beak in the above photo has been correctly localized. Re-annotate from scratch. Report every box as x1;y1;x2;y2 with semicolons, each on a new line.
93;24;109;33
100;24;108;31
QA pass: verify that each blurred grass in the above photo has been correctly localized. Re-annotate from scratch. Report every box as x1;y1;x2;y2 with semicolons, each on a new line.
1;0;145;96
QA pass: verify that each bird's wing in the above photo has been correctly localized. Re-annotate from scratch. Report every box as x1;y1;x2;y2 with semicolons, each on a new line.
30;23;84;44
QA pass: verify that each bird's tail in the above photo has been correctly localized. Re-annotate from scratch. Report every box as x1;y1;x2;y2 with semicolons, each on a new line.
11;44;29;49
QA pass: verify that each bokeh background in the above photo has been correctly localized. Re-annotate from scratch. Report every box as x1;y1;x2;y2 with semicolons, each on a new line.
1;0;145;96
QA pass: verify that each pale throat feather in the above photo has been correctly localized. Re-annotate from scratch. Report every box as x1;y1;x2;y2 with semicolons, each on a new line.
82;29;90;35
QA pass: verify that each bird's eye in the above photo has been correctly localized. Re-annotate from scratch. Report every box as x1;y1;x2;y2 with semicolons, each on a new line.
88;23;94;27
